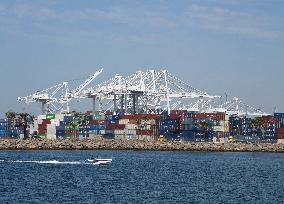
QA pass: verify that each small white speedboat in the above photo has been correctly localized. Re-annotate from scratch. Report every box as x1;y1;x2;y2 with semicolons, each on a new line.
92;159;112;166
85;158;112;165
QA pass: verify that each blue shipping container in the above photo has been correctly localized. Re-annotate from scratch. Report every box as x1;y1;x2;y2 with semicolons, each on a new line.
88;125;105;130
56;130;65;136
64;116;74;122
274;113;284;118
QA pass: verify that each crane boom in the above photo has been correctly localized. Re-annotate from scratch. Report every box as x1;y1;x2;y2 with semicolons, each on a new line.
71;68;103;98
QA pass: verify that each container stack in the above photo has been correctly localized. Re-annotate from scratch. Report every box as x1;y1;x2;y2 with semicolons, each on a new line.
157;118;181;140
260;116;276;140
275;113;284;143
179;112;229;142
0;119;10;138
9;118;25;138
1;110;282;142
37;118;51;138
229;116;253;136
274;113;284;128
135;114;158;141
104;114;158;141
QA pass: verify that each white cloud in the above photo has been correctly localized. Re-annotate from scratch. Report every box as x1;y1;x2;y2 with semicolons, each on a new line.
0;2;283;40
182;5;282;39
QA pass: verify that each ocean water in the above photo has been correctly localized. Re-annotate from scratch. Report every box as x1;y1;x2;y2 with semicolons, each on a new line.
0;150;283;203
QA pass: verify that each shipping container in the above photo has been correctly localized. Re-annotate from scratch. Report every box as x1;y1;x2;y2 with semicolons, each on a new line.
46;113;55;120
274;113;284;118
106;124;125;130
64;116;74;122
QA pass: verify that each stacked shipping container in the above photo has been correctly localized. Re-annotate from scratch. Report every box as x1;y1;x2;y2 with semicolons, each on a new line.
1;111;284;142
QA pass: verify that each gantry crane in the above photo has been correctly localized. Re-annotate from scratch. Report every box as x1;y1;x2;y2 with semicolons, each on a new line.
18;68;103;114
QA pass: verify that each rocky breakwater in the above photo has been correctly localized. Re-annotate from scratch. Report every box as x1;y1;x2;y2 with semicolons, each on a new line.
0;139;284;152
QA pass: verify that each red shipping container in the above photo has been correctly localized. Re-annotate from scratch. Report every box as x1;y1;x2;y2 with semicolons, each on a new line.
276;133;284;139
121;114;159;120
262;116;277;123
65;130;79;135
89;120;105;125
89;120;98;125
106;124;125;130
128;119;139;125
276;128;284;133
41;119;51;125
192;113;225;121
38;124;47;130
97;120;105;125
136;129;153;135
38;127;47;134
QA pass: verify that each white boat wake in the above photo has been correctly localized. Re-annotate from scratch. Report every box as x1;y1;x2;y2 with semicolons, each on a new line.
0;159;113;165
0;160;82;165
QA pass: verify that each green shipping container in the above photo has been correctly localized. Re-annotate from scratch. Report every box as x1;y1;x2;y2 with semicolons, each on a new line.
46;114;55;120
37;134;47;139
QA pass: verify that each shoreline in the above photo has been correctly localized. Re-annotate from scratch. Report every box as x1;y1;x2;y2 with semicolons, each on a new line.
0;139;283;152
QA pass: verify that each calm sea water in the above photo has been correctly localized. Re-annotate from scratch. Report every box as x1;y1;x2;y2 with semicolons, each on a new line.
0;150;283;203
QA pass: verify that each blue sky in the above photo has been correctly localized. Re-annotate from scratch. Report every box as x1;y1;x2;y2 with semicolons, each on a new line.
0;0;283;116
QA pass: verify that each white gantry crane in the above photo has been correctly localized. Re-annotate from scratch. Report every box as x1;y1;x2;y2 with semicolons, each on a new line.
57;68;103;113
17;81;69;114
219;97;268;116
82;69;220;114
18;68;269;116
183;97;269;116
18;68;103;114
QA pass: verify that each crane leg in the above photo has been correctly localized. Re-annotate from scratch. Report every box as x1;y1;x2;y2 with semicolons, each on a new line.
114;94;117;113
120;95;124;114
92;97;96;113
42;102;45;115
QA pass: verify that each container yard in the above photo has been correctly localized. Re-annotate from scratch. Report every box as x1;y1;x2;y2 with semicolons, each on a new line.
0;69;282;144
1;110;284;144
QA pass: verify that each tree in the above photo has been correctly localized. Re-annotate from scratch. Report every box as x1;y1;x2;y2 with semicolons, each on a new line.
70;121;79;139
199;121;209;142
251;117;265;137
5;111;16;121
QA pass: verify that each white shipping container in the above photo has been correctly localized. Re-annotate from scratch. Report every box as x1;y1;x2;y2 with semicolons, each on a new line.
55;114;65;120
125;124;138;129
140;119;156;125
138;135;154;141
225;115;230;121
277;139;284;144
89;134;103;139
213;126;225;132
99;130;105;135
50;119;60;126
35;119;43;125
114;130;124;135
47;124;56;134
219;121;229;127
126;135;138;140
47;134;56;140
124;129;136;135
119;119;129;125
37;115;46;120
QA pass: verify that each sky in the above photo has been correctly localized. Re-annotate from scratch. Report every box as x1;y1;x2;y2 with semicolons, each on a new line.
0;0;283;116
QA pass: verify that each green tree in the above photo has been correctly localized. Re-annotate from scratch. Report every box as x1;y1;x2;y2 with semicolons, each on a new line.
70;121;79;139
200;121;209;142
5;111;16;121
